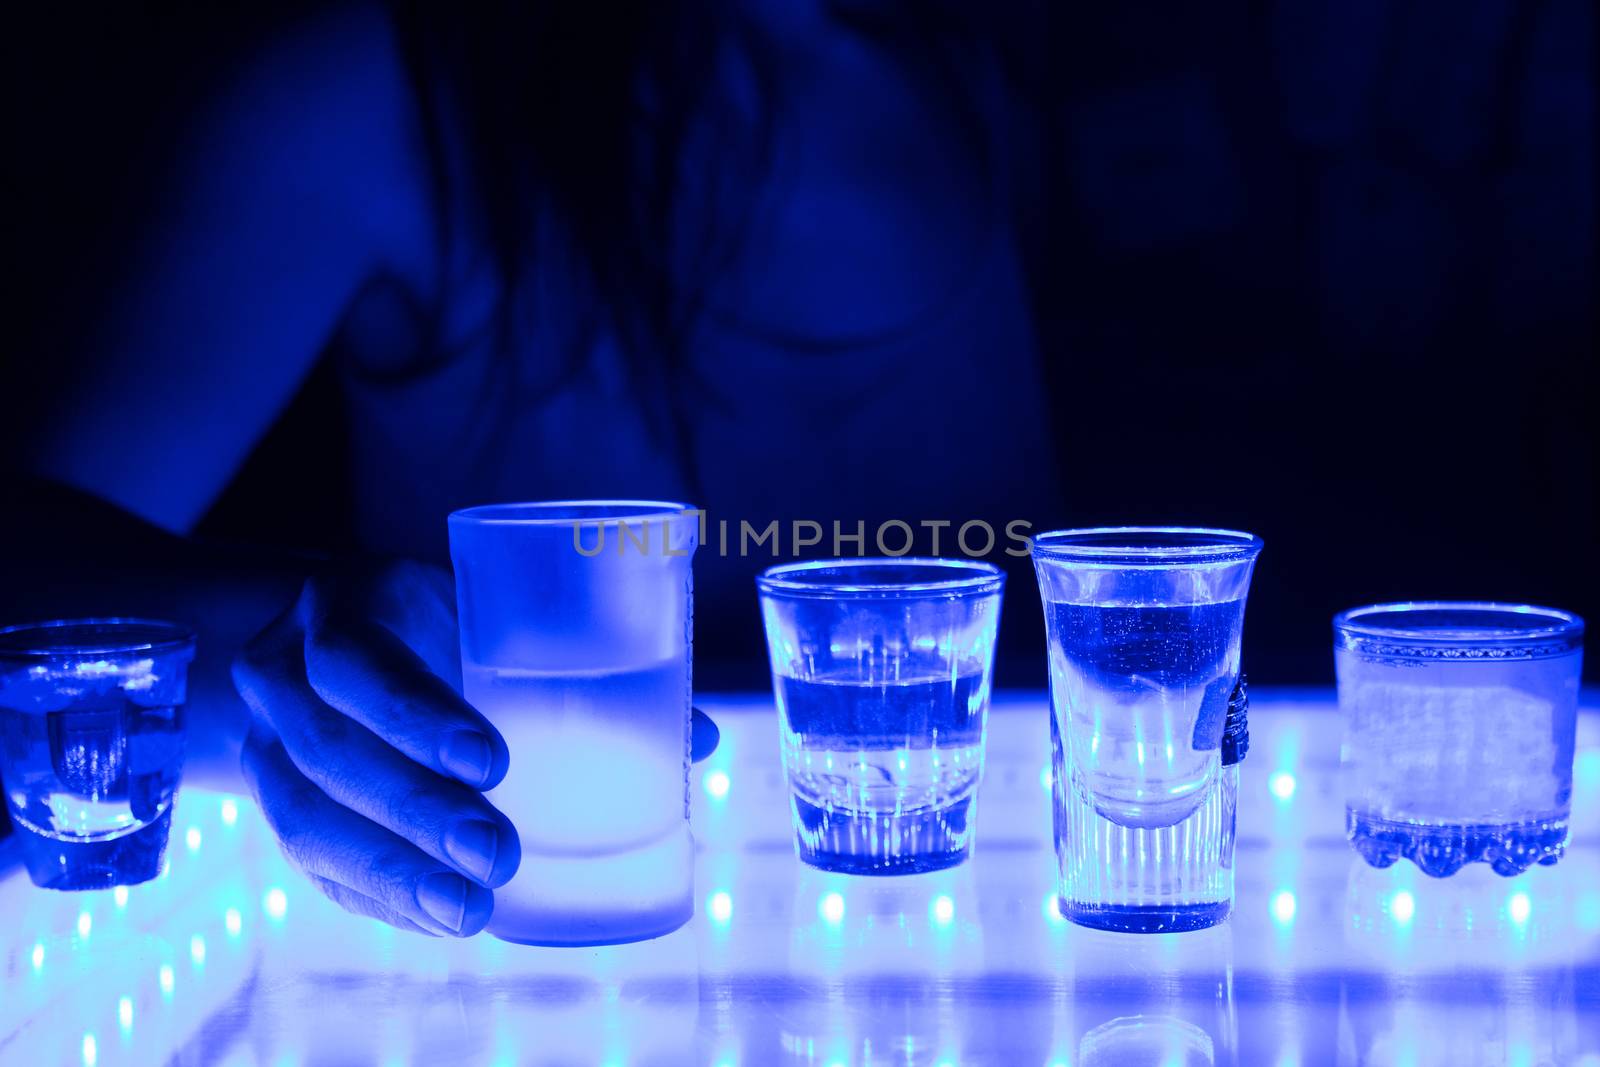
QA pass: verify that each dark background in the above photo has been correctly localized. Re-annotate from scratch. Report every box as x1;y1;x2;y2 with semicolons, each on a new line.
3;4;1594;685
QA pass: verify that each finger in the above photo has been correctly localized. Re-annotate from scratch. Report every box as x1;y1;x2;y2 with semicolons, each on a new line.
302;610;509;791
241;723;495;936
236;627;520;889
308;874;439;936
691;707;720;762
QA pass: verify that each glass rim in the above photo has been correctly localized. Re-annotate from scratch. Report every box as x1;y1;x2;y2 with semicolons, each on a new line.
756;557;1005;600
1030;526;1263;566
448;499;696;527
0;617;197;659
1333;601;1584;647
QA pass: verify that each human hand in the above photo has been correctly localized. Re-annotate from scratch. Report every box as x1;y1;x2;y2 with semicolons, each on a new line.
233;560;518;936
233;559;721;937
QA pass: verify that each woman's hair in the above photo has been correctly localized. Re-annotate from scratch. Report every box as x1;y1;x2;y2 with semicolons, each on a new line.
383;2;1026;492
385;2;774;487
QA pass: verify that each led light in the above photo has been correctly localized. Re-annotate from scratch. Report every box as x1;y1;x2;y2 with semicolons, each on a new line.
708;891;733;925
1508;892;1531;925
82;1034;97;1067
1042;893;1065;925
31;942;44;970
704;770;730;800
118;997;133;1033
190;934;206;966
159;965;175;997
1579;893;1600;932
1269;772;1296;801
221;799;238;826
931;895;955;926
1391;890;1415;925
819;892;845;925
186;827;202;852
77;911;92;939
226;908;243;937
1271;890;1297;926
1040;764;1053;789
264;887;288;921
114;886;129;909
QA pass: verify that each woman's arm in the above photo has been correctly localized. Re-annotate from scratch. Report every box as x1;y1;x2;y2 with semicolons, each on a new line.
6;7;525;934
12;2;434;780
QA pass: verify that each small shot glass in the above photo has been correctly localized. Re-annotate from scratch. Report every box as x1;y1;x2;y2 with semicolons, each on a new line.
1335;601;1584;877
1033;528;1263;933
756;558;1005;875
0;619;196;890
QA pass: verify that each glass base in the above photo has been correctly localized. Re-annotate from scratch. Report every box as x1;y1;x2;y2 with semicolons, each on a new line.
16;806;172;891
491;902;692;947
487;827;694;947
1347;809;1568;878
1060;899;1231;933
792;795;973;875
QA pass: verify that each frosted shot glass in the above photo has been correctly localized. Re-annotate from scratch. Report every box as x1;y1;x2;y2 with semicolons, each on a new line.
1335;602;1584;877
449;501;698;945
756;558;1004;875
0;619;195;890
1033;528;1262;933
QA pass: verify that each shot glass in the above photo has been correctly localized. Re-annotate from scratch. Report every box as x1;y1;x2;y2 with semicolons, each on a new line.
756;558;1004;875
1033;528;1262;933
449;501;698;945
0;619;195;890
1334;602;1584;877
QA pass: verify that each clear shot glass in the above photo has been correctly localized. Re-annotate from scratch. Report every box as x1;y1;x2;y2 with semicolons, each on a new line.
756;558;1005;875
1334;601;1584;877
1032;528;1263;932
449;501;698;945
0;619;196;890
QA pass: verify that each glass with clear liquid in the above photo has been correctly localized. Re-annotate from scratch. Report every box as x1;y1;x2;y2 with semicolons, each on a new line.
0;619;195;890
1034;528;1262;933
450;502;697;945
1334;602;1583;877
758;558;1004;875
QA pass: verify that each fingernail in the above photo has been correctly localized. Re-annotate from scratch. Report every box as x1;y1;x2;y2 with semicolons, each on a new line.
444;820;500;885
417;872;468;934
441;731;493;787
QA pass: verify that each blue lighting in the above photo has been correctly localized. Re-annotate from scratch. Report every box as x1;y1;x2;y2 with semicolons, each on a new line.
77;910;92;939
82;1033;96;1067
704;770;730;800
114;885;129;909
117;996;133;1033
931;894;955;926
185;826;202;852
31;942;44;970
1269;771;1296;801
158;964;174;999
708;891;733;925
819;892;845;925
221;799;238;826
226;908;243;938
190;934;206;967
1271;889;1296;927
1507;891;1530;926
1390;890;1415;925
1579;893;1600;932
1577;750;1600;789
1042;893;1065;925
263;887;288;921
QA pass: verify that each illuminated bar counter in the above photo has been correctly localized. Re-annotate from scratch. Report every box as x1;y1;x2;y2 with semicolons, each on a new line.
4;690;1598;1066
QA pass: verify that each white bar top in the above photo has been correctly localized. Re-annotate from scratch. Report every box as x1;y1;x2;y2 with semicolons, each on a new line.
3;690;1597;1066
